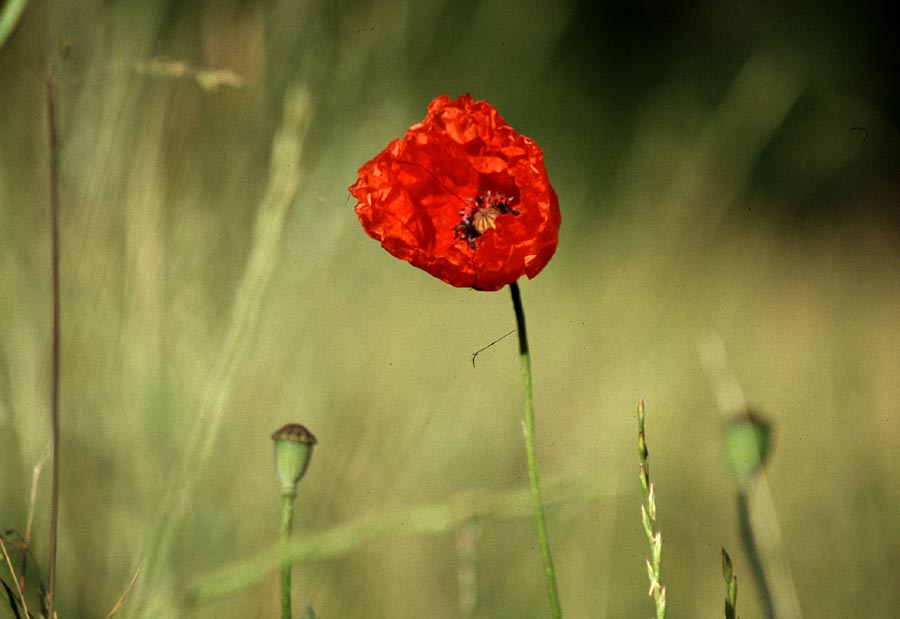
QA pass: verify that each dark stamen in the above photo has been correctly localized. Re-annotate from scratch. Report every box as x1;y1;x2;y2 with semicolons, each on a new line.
454;190;518;249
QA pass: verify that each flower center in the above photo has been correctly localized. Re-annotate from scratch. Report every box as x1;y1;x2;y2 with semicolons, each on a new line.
453;190;520;249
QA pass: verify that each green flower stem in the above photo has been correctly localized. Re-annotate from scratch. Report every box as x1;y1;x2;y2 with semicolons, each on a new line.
737;488;774;619
509;281;561;618
280;492;297;619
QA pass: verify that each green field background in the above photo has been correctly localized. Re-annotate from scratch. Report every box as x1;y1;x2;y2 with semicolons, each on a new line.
2;1;899;617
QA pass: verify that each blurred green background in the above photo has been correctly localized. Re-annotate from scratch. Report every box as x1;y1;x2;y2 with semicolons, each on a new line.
2;0;899;617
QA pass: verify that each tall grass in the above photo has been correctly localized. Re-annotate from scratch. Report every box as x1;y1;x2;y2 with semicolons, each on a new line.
2;1;899;617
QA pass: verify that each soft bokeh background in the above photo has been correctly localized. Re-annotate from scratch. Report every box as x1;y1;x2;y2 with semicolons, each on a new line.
2;1;899;617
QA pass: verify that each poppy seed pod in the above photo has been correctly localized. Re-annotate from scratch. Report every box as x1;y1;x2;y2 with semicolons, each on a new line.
723;411;771;484
272;424;317;497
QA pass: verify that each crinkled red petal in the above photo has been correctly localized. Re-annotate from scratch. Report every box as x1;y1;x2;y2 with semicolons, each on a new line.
350;94;560;291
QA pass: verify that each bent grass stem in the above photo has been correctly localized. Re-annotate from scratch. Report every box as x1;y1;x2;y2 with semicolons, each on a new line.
509;281;561;618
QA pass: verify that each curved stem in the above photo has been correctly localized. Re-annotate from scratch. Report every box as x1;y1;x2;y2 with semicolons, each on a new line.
509;281;561;618
280;494;296;619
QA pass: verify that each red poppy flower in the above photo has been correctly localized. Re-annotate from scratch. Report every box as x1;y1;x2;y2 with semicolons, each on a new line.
350;94;560;291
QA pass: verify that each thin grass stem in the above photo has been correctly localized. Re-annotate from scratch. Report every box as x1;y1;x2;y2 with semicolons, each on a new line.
0;538;30;619
45;67;62;619
105;563;144;619
22;445;50;591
